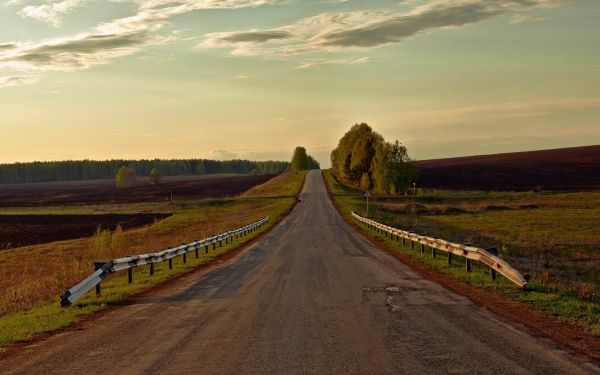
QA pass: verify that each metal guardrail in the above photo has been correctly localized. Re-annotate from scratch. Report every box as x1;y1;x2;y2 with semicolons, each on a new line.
352;212;528;289
60;217;269;307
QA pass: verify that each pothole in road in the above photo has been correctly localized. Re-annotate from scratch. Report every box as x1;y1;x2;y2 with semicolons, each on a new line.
362;285;415;312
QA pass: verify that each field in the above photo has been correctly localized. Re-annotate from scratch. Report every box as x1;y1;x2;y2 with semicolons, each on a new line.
0;174;274;207
0;213;171;249
418;145;600;191
0;171;306;348
324;170;600;335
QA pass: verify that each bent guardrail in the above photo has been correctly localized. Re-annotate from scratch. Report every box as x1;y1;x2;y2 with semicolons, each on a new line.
61;217;269;307
352;212;528;289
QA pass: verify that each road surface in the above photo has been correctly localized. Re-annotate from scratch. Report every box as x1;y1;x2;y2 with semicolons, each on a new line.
2;171;598;374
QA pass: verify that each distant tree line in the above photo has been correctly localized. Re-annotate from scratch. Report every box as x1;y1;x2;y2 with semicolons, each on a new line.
331;123;418;194
0;159;289;184
290;147;320;171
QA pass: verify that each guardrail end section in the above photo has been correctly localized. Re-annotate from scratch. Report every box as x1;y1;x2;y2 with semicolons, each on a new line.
60;292;72;307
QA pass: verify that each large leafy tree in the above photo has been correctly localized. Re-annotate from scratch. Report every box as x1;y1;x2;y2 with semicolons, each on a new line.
291;147;320;171
331;123;418;194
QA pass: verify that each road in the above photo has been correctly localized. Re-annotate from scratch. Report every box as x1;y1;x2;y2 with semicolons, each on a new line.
2;171;598;374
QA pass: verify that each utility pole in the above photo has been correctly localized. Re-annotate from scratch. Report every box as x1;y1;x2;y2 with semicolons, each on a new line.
365;191;371;218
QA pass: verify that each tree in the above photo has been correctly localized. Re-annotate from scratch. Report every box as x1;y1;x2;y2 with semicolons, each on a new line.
331;123;418;194
370;141;391;194
387;141;418;194
307;155;321;170
290;147;320;171
360;172;371;192
116;166;137;188
149;167;161;184
291;147;309;171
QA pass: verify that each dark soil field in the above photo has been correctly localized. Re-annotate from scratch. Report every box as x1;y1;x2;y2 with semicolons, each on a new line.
0;174;275;207
0;213;171;249
417;145;600;191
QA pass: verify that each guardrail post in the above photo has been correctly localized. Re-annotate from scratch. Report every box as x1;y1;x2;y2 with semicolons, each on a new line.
150;263;155;276
447;253;452;265
195;247;199;258
420;244;425;253
205;245;209;254
169;258;173;269
466;259;472;272
402;237;406;246
487;247;498;281
128;268;133;284
411;240;414;249
183;252;187;264
432;247;436;258
94;262;105;297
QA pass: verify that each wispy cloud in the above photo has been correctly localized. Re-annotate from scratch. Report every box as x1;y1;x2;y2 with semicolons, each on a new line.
200;0;570;56
1;0;281;72
0;75;38;88
510;14;544;24
296;56;372;69
19;0;88;27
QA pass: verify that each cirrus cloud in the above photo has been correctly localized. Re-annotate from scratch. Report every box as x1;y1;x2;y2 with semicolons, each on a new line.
19;0;88;27
0;75;39;88
200;0;570;58
1;0;282;72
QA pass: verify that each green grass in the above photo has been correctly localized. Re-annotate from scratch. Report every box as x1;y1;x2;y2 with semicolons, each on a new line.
0;171;306;350
323;170;600;335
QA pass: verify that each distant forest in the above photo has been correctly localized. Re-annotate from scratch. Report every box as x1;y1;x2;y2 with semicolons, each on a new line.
0;159;290;184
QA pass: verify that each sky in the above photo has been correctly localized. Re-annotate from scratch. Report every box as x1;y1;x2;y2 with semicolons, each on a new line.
0;0;599;167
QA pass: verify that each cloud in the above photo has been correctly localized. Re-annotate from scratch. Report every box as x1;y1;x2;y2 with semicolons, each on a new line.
296;56;372;69
510;14;544;24
0;75;38;88
200;0;570;56
219;30;292;43
1;0;280;71
208;149;239;160
19;0;88;27
0;31;163;71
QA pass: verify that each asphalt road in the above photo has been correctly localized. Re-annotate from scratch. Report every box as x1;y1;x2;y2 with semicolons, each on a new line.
3;171;598;374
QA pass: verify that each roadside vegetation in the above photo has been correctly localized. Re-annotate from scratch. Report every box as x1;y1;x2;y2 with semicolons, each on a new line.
290;146;320;171
330;123;417;194
0;168;306;349
324;170;600;335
